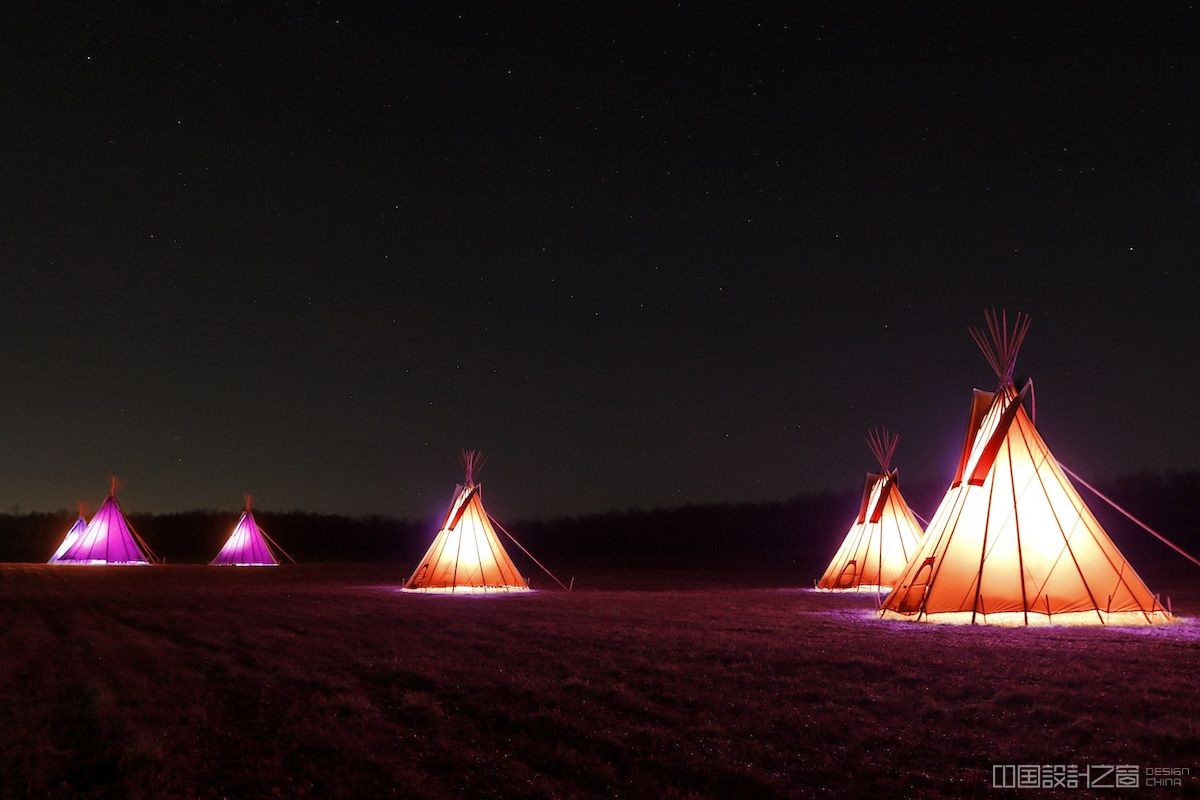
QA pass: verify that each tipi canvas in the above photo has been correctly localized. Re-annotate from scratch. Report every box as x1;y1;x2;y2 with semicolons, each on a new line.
48;505;88;564
211;496;289;566
57;478;156;565
880;311;1171;625
404;451;529;593
817;429;925;592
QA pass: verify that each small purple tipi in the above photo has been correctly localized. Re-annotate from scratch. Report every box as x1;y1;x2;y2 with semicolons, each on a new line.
211;495;291;566
57;477;156;565
48;503;88;564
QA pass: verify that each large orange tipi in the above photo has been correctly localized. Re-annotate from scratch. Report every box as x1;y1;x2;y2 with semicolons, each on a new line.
403;451;530;593
816;428;925;592
880;310;1171;625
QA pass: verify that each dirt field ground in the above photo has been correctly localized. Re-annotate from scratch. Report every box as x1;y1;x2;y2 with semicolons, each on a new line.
0;564;1196;798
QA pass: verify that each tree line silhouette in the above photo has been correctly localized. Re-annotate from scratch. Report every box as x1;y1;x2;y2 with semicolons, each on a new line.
0;470;1196;582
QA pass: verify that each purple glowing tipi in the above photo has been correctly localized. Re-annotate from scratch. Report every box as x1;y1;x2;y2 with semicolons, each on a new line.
57;477;157;565
48;503;88;564
210;495;292;566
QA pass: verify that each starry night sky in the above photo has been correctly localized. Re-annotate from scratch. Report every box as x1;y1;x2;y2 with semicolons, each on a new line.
1;4;1197;518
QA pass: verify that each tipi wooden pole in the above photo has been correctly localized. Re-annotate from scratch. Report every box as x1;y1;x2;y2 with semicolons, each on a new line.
259;526;298;564
488;514;570;591
1059;461;1200;569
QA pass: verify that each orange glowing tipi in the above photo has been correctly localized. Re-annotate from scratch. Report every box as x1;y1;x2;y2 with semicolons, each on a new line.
817;428;925;592
880;310;1171;625
403;451;530;593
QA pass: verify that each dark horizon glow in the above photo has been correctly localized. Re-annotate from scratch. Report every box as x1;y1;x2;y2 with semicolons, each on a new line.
1;5;1196;517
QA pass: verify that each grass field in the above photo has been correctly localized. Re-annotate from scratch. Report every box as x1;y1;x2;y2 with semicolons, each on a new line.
0;564;1196;798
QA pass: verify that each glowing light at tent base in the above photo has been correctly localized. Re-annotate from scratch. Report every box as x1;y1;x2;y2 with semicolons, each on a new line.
54;560;151;567
814;584;894;594
401;585;531;595
879;609;1174;627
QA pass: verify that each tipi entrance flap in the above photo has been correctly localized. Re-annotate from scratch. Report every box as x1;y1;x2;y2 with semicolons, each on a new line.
896;557;935;613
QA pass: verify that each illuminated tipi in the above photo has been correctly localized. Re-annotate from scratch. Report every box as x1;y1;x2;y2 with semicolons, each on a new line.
211;495;291;566
880;310;1171;625
816;428;925;592
404;451;530;593
48;504;88;564
57;477;157;565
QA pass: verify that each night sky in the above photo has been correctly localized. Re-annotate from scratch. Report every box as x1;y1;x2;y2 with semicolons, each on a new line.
1;4;1197;518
